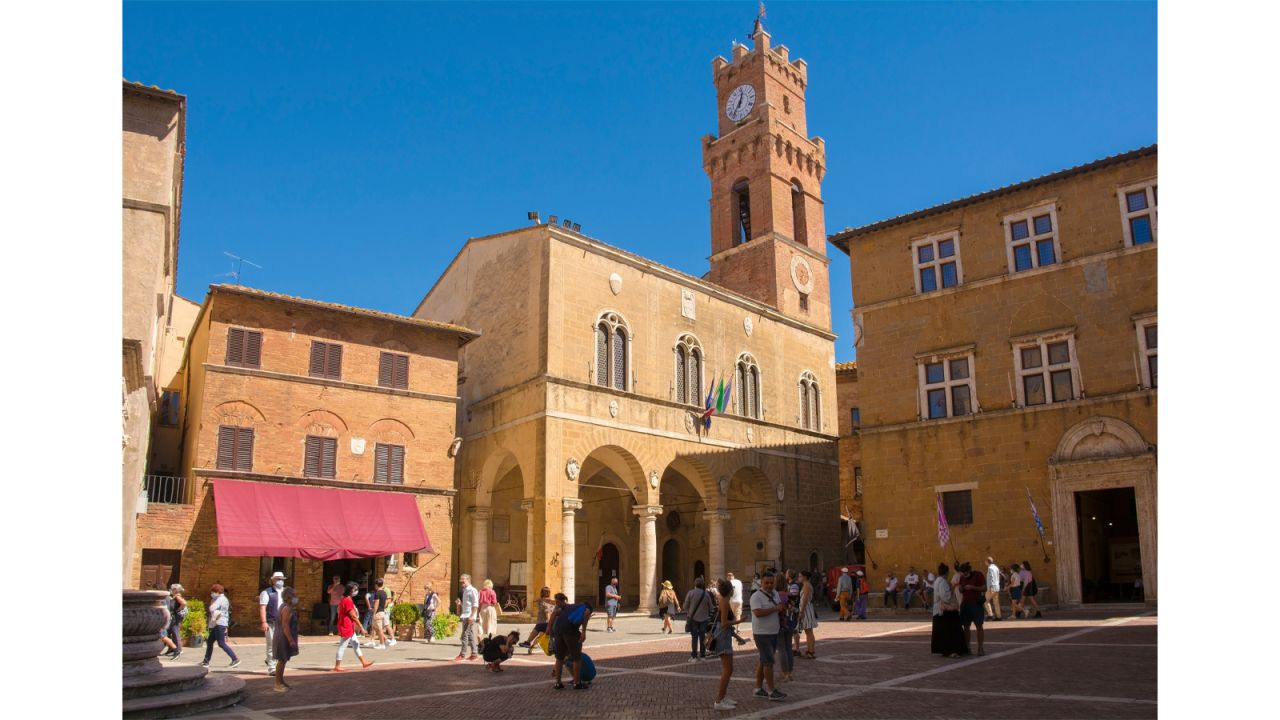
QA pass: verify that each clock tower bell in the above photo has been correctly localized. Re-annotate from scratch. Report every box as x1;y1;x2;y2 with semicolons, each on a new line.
702;17;829;328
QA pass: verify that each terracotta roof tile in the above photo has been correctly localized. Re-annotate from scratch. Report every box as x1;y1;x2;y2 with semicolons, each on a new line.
210;284;479;340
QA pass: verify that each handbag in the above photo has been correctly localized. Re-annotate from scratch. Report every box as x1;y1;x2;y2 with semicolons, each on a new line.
705;622;720;652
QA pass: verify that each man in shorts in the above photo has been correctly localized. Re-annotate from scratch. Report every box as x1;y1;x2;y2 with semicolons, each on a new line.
604;577;620;633
957;562;988;656
984;557;1003;621
370;579;395;648
748;572;787;702
548;592;593;690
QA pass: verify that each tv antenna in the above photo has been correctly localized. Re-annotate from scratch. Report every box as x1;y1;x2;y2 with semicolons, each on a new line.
219;252;262;285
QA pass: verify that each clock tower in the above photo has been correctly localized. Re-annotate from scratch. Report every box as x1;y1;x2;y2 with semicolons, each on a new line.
703;17;830;329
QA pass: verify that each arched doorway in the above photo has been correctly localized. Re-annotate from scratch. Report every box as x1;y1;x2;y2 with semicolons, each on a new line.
694;560;706;584
724;466;775;578
661;539;680;596
657;458;711;595
575;445;644;605
597;543;620;605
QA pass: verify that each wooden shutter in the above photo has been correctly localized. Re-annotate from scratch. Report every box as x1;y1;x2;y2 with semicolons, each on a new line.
235;427;254;471
378;353;393;387
326;344;342;379
216;426;236;469
394;354;408;389
245;330;262;367
226;328;245;366
321;437;337;478
374;443;389;483
390;445;404;484
304;436;321;477
309;342;325;377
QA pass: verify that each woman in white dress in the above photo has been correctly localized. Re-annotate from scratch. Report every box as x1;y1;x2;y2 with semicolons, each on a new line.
797;570;819;659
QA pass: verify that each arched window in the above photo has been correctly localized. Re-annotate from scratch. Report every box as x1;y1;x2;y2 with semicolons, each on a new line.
732;179;751;245
799;371;821;430
791;180;807;245
674;335;703;405
594;312;630;392
736;353;761;419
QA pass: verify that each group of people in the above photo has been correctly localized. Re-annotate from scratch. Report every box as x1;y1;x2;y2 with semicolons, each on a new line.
930;558;1045;658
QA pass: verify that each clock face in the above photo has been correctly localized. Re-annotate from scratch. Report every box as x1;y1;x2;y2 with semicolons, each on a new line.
725;84;756;122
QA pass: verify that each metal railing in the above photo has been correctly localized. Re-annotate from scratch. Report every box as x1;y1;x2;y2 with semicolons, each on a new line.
144;475;191;505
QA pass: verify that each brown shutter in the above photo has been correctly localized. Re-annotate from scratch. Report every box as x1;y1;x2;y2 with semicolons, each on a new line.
327;344;342;379
321;437;337;478
245;330;262;368
374;443;389;483
310;342;326;377
236;427;254;471
390;445;404;484
395;355;408;389
226;328;244;366
378;353;393;387
304;436;321;477
216;426;235;469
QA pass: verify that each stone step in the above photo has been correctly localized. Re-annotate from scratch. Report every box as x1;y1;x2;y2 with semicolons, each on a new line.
122;666;209;699
122;674;244;720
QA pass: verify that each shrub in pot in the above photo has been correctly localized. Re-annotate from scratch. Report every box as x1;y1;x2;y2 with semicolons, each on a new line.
433;612;461;640
181;598;207;647
390;602;422;641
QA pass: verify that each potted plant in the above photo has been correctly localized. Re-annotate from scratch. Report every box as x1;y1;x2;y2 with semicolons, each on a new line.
433;612;460;641
181;598;207;647
389;602;422;642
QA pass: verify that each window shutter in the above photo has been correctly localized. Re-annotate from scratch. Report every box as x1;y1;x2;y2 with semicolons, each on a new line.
304;437;321;477
310;342;326;377
245;330;262;368
226;328;244;366
390;445;404;484
374;444;388;482
394;354;408;389
378;353;393;387
236;427;254;471
326;344;342;379
321;437;337;478
217;426;235;469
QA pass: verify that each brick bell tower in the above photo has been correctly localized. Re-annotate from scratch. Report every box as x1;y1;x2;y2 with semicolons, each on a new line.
703;15;829;329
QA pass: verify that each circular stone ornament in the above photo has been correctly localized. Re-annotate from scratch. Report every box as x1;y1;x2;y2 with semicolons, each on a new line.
790;255;815;294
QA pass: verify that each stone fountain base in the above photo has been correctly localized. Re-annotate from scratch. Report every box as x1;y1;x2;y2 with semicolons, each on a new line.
123;590;244;719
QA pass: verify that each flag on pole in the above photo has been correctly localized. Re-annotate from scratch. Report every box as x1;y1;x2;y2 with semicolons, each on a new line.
719;376;733;414
703;374;717;429
844;506;860;547
592;532;605;568
1027;488;1046;538
936;494;951;548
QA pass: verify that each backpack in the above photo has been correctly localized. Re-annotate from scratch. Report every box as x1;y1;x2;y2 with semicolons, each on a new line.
859;577;870;594
566;602;588;625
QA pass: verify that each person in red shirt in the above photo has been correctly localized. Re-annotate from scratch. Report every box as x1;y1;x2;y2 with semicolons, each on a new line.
333;581;374;672
957;562;988;656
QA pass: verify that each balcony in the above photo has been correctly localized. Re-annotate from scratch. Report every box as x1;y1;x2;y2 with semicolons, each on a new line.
143;475;191;505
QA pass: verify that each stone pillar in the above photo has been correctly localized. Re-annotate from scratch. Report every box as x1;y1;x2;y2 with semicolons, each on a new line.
468;507;492;584
764;515;786;570
520;497;536;571
633;504;664;615
562;498;583;602
703;510;730;581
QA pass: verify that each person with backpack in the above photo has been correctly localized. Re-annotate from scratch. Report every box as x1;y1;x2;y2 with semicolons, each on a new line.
420;583;439;643
683;577;712;662
836;567;853;621
546;592;593;690
480;630;521;672
161;584;187;659
1020;561;1044;618
748;571;787;702
854;570;869;620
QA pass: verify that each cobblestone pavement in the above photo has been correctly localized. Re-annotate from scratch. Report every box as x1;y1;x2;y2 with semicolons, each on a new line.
178;606;1156;718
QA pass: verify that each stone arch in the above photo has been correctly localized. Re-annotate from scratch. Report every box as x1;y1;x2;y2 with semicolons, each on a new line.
578;444;648;505
1053;417;1148;463
211;400;266;427
664;455;715;504
296;408;348;436
476;447;525;502
367;418;415;446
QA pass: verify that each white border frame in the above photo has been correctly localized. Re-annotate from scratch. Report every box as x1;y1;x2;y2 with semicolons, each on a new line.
916;350;978;420
1012;331;1082;407
1118;178;1158;247
736;352;763;420
1134;315;1157;389
1003;202;1062;273
912;231;964;294
798;370;821;430
672;333;704;406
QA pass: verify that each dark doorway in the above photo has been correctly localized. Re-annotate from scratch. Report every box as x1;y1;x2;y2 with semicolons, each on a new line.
597;543;620;605
662;539;681;593
322;557;380;603
809;552;819;572
140;549;181;591
1075;487;1142;603
693;560;706;584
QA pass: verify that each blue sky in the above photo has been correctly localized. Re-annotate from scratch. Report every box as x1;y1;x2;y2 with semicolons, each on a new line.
123;1;1156;362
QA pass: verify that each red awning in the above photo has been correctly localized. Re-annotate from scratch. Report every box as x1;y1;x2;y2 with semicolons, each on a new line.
211;478;434;560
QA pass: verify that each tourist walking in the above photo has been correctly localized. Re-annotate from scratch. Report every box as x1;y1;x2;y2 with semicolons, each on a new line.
984;557;1003;621
359;582;375;637
903;567;920;609
333;581;373;671
421;583;439;643
200;584;240;668
161;584;187;659
711;578;744;711
836;567;853;621
326;575;344;635
748;571;787;701
658;580;681;634
454;574;480;661
369;578;394;648
930;563;964;658
272;587;300;692
259;571;286;674
604;577;621;633
1006;564;1024;619
854;570;868;620
479;579;499;638
519;586;554;654
1020;561;1044;617
959;562;988;655
885;572;900;609
547;592;593;690
797;570;818;659
684;577;713;662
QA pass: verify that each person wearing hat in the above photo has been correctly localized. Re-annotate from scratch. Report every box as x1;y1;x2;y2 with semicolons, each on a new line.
657;580;682;634
260;571;287;674
854;570;868;620
835;568;853;621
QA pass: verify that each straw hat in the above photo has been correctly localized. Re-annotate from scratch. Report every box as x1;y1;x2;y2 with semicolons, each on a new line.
662;580;673;589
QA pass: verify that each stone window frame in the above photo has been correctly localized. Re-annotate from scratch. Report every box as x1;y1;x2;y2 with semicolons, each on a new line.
1118;179;1158;247
736;353;763;419
912;230;964;294
673;334;704;406
915;345;978;420
1012;329;1083;408
798;370;821;431
1134;314;1157;390
1003;202;1062;274
593;311;632;392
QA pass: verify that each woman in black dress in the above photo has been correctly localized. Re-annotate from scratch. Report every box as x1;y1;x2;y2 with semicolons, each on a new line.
930;563;965;658
273;587;301;692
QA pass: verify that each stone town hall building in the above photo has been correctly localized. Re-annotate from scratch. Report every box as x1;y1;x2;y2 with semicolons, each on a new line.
417;22;840;610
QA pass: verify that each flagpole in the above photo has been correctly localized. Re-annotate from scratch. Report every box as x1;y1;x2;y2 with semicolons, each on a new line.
1027;487;1052;564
